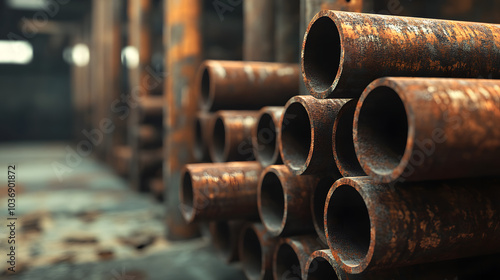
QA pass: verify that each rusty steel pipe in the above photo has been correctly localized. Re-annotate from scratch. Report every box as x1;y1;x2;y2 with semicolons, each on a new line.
354;77;500;183
311;176;337;246
180;162;262;223
280;95;348;175
273;235;324;280
138;124;162;148
253;107;284;167
258;165;319;237
208;110;259;163
239;223;278;280
325;177;500;274
197;60;300;112
209;221;244;263
138;96;163;123
275;0;300;63
304;249;346;280
302;10;500;99
244;0;274;61
332;99;366;177
193;112;212;163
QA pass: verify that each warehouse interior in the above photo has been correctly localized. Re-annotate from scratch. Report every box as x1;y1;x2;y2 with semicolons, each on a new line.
1;0;500;279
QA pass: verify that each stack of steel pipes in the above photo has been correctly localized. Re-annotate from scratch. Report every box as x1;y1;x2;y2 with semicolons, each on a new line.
179;10;500;280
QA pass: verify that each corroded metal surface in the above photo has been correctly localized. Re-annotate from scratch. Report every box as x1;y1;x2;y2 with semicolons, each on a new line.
208;110;259;163
180;162;262;223
273;235;324;280
332;99;366;177
279;95;348;175
193;112;213;163
197;60;300;111
244;0;275;61
304;249;346;280
311;176;337;246
258;165;319;237
275;0;300;63
209;221;244;264
164;0;202;240
325;177;500;274
239;223;278;280
253;107;284;167
354;77;500;183
302;10;500;98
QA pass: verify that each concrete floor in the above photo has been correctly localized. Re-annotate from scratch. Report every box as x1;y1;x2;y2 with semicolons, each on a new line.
0;143;246;280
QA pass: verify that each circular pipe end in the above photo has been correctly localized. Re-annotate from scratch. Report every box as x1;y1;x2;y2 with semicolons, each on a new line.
258;170;286;236
325;181;372;274
180;169;195;223
354;85;410;182
255;112;279;167
280;101;312;175
302;13;342;99
198;62;214;110
274;243;301;280
240;226;264;280
209;116;228;163
305;254;340;280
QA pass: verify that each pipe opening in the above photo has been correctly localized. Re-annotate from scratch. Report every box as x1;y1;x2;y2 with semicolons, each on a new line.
260;172;285;233
201;68;211;106
306;257;339;280
194;118;204;160
312;177;336;241
334;103;365;176
181;171;194;220
256;113;278;165
241;228;263;279
212;222;231;255
327;185;370;267
357;86;408;174
275;243;301;279
213;117;226;162
303;16;341;93
281;103;311;170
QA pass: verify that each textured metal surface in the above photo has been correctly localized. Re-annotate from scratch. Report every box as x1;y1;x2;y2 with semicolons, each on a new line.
325;177;500;274
244;0;275;61
273;235;324;280
193;112;213;163
332;99;366;177
164;0;202;240
304;249;346;280
311;176;337;246
279;95;348;175
208;110;259;163
258;165;319;237
354;77;500;183
253;107;284;167
209;221;244;264
275;0;301;63
302;10;500;99
180;162;262;223
197;60;300;111
239;223;278;280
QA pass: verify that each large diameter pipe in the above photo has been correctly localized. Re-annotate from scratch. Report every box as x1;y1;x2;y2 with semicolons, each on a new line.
311;176;337;246
258;165;319;237
180;162;262;223
253;107;284;167
239;223;278;280
332;99;365;177
197;60;300;111
273;235;324;280
302;10;500;99
354;77;500;183
325;177;500;274
280;95;348;175
193;112;212;163
208;111;259;162
209;221;244;263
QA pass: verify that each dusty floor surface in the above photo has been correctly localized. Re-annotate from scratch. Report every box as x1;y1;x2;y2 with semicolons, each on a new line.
0;143;246;280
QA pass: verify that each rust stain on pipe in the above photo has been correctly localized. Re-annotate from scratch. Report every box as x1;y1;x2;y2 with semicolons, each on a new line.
253;107;284;167
239;223;278;280
280;95;348;175
332;99;366;177
258;165;319;237
209;221;244;263
180;162;262;223
354;77;500;183
197;60;300;111
325;177;500;274
304;249;345;280
302;10;500;99
208;110;259;163
193;112;213;163
273;235;324;280
311;176;338;246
